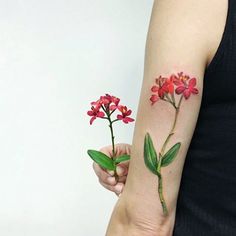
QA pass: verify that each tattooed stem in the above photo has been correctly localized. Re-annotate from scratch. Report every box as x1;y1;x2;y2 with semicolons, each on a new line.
158;173;168;216
157;154;168;216
157;94;184;215
160;94;184;155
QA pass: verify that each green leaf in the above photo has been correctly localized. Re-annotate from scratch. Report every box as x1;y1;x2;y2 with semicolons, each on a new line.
161;142;181;167
144;133;159;175
114;155;130;164
87;150;115;170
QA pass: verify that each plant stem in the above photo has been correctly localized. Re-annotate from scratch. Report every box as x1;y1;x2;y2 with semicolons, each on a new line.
106;110;119;182
157;94;184;215
101;105;116;159
108;118;116;158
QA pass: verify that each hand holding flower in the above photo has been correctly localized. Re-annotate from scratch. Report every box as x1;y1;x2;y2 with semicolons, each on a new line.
92;143;131;196
87;94;134;182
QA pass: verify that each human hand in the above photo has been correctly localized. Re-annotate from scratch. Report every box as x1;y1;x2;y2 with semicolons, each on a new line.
92;143;131;196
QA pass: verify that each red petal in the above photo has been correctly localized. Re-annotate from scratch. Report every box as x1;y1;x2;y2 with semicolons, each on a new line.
91;101;97;106
117;114;123;120
175;86;185;94
183;89;191;99
173;79;183;86
109;105;117;111
123;117;134;124
151;86;159;92
126;117;134;122
97;111;105;118
191;88;199;94
122;118;129;124
87;110;94;116
168;84;174;94
188;78;196;88
112;97;120;105
158;89;165;98
150;95;159;105
126;109;132;116
90;116;96;125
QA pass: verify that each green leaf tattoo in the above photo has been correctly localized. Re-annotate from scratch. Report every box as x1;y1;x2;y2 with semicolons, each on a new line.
144;72;199;216
144;133;159;176
161;142;181;167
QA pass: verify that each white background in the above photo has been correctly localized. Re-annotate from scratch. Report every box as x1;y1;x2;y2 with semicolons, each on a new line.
0;0;153;235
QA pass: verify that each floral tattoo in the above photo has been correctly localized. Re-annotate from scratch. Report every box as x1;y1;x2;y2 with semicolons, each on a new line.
144;72;199;216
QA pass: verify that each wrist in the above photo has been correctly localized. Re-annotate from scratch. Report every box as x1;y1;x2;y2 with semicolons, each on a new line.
106;194;175;236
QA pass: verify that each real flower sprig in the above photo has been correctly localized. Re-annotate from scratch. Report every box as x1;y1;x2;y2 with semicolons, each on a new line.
144;72;199;216
87;94;134;180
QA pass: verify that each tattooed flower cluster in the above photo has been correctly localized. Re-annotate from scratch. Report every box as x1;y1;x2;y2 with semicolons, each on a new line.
150;72;199;105
87;94;134;125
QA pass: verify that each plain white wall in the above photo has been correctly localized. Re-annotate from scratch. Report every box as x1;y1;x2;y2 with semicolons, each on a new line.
0;0;153;235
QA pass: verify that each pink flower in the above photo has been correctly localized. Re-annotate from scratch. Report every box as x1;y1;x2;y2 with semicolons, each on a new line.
93;94;120;111
87;104;105;125
150;94;159;105
175;77;199;99
117;105;135;124
150;77;168;105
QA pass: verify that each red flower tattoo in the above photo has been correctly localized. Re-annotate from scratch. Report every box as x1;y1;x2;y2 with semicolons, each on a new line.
144;72;199;216
150;72;199;105
175;77;199;99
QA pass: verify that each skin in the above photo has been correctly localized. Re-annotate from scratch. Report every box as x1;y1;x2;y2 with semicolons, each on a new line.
93;0;228;235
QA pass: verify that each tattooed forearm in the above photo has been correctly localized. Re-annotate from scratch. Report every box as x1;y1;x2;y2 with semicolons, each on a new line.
144;72;199;216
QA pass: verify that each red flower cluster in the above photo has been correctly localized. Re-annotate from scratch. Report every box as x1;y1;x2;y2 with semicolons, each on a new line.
87;94;134;125
150;72;199;105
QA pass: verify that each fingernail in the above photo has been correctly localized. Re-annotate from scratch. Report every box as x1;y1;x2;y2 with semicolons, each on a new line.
118;193;122;197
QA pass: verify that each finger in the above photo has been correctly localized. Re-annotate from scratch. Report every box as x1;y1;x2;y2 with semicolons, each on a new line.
92;162;128;187
114;143;132;157
117;175;127;183
99;179;116;192
113;183;124;195
99;146;113;157
99;180;124;195
93;163;118;186
116;163;129;177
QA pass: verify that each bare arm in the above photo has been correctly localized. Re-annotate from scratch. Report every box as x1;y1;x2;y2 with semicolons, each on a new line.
105;0;227;235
